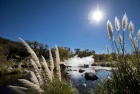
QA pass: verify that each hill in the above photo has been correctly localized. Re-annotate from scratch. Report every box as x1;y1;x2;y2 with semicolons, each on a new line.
0;37;29;63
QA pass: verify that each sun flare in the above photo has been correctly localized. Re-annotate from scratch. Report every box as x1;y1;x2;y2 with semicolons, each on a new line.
89;8;103;23
92;10;102;22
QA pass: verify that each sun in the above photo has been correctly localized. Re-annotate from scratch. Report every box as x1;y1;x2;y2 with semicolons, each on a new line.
89;8;103;23
92;10;102;22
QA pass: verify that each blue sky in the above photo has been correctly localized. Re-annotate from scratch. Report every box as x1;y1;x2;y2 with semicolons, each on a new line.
0;0;140;53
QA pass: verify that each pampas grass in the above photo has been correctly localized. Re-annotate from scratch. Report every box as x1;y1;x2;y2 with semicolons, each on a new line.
18;79;44;94
26;71;40;86
8;85;27;94
137;29;140;39
129;21;134;34
10;37;73;94
115;17;120;31
30;59;43;85
49;50;54;79
41;55;52;82
98;13;140;94
19;37;41;68
122;13;128;31
107;20;114;42
55;45;61;81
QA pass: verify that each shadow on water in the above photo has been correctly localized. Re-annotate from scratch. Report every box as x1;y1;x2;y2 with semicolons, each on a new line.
66;67;111;93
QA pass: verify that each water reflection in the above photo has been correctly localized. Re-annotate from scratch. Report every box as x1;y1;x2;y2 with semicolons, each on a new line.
66;67;111;91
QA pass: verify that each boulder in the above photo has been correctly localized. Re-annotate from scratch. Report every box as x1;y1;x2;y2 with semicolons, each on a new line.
84;64;89;68
67;69;72;71
91;63;97;66
79;69;85;73
60;64;66;69
73;70;77;71
100;63;105;67
85;72;98;80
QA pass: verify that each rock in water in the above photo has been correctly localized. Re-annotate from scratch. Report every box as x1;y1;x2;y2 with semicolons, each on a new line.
60;64;66;69
79;69;85;73
85;72;98;80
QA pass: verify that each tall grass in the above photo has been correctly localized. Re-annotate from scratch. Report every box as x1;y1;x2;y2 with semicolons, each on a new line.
9;38;77;94
49;50;54;79
41;55;52;82
96;13;140;94
30;59;43;85
55;45;62;81
19;37;41;68
41;79;78;94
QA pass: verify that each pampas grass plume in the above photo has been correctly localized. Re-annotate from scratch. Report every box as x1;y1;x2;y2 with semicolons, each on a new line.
115;17;120;31
26;71;39;86
30;59;43;85
55;45;62;81
41;55;52;82
137;29;140;39
18;79;44;94
49;50;54;79
122;13;128;31
129;21;134;34
107;20;114;42
19;37;41;68
8;85;27;94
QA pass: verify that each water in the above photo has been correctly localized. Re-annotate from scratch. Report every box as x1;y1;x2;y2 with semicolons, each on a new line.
66;67;111;91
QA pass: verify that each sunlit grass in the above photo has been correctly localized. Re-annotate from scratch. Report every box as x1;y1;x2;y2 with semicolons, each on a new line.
95;13;140;94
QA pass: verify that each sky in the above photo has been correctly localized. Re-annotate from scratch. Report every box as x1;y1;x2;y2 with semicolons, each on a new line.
0;0;140;53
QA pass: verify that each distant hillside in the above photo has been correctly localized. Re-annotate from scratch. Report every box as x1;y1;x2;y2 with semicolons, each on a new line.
0;37;29;63
0;37;71;64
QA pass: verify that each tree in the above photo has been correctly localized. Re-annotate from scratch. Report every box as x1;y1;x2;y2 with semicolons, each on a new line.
74;48;80;54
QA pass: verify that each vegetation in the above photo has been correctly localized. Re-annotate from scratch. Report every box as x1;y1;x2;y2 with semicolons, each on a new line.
2;13;140;94
0;38;77;94
40;79;78;94
0;36;110;66
95;13;140;94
